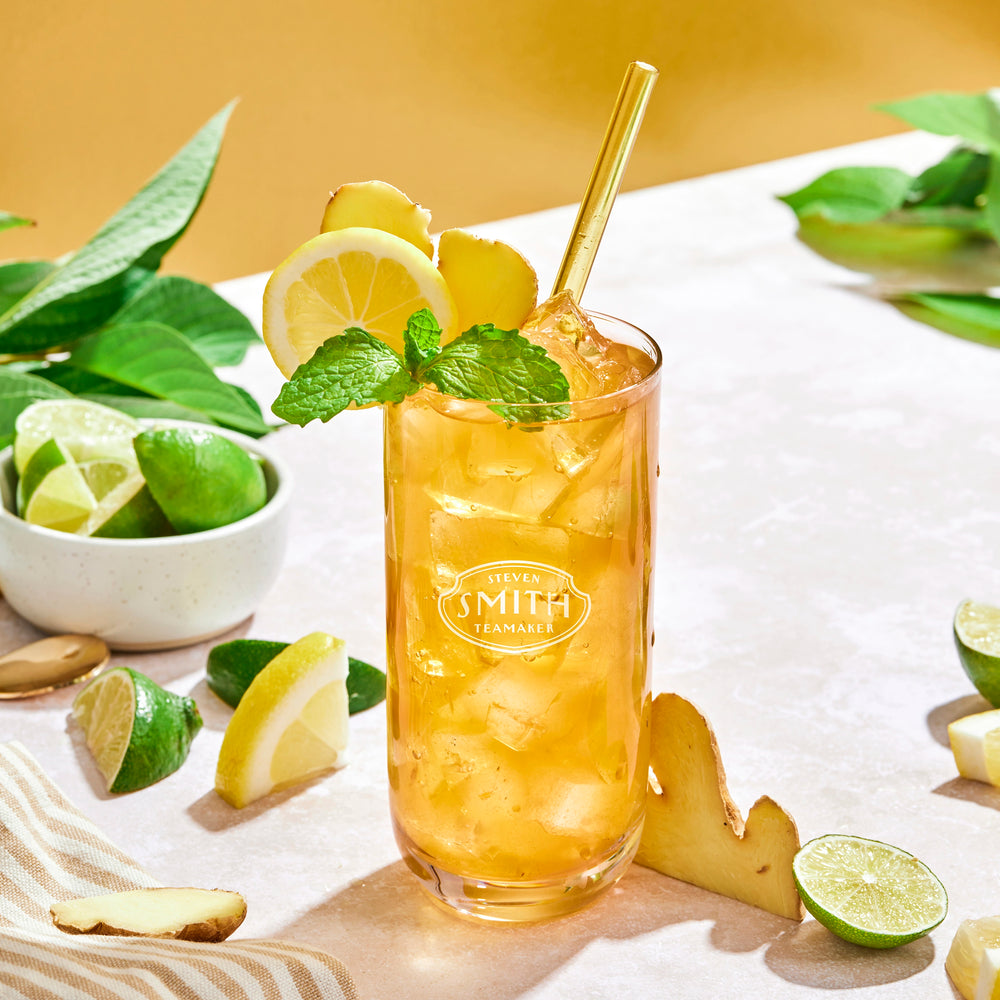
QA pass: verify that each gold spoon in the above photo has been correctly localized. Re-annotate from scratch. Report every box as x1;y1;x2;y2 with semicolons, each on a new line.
0;635;110;699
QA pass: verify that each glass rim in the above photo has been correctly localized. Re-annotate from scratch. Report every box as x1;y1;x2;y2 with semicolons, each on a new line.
413;310;662;423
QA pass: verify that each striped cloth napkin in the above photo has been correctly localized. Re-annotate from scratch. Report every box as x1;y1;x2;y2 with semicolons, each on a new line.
0;741;359;1000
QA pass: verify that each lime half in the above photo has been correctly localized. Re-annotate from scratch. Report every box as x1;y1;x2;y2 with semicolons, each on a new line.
14;399;139;474
72;667;203;793
955;600;1000;707
793;834;947;948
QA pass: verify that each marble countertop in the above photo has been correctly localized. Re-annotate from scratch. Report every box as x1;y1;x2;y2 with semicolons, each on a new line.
2;131;998;999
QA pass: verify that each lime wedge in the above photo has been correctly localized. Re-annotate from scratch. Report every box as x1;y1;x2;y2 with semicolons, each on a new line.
955;600;1000;707
215;632;349;808
17;438;97;532
134;427;267;534
208;637;386;714
78;472;174;539
77;458;135;500
947;915;1000;999
14;399;140;474
72;667;202;793
792;834;948;948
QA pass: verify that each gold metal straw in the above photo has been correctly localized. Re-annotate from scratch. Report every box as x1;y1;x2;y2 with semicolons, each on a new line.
551;61;658;301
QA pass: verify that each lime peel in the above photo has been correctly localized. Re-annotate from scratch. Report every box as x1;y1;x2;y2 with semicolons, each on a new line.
792;834;948;949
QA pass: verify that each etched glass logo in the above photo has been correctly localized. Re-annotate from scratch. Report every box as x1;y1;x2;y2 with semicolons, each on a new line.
437;560;592;654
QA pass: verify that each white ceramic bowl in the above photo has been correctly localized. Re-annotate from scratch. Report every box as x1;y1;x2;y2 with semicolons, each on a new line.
0;422;293;651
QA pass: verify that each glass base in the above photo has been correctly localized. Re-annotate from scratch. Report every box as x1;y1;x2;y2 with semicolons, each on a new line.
394;821;642;923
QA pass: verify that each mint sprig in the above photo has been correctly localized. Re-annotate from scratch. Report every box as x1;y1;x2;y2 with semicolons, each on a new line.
272;308;571;425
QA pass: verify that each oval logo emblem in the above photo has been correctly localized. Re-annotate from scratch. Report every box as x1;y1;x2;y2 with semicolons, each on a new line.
438;560;591;654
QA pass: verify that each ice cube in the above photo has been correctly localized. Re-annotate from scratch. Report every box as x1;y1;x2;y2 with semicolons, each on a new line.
522;292;655;399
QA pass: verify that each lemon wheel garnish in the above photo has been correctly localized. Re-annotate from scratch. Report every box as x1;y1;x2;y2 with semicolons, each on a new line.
262;227;458;378
214;632;350;808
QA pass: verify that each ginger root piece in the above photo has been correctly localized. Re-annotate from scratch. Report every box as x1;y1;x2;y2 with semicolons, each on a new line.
51;888;247;942
320;180;433;258
635;693;804;921
437;228;538;333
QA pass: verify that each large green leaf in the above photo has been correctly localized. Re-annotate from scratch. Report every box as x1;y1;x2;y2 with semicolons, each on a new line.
907;147;990;208
108;275;260;367
0;261;56;317
895;292;1000;348
79;393;217;425
32;361;148;397
67;321;269;436
778;167;914;223
878;91;1000;154
0;369;73;449
0;103;234;354
0;212;33;235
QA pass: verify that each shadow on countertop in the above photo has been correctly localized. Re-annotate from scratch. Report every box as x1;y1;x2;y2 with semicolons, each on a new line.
272;862;932;999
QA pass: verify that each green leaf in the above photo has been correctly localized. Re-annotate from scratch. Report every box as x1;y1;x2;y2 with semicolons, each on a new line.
272;329;417;426
66;321;269;436
79;393;218;425
108;275;261;367
347;657;387;714
403;308;442;372
0;103;234;354
894;292;1000;348
985;158;1000;243
0;212;34;234
424;324;570;422
0;261;56;317
877;91;1000;153
33;361;148;396
907;147;990;208
778;167;914;223
0;369;72;450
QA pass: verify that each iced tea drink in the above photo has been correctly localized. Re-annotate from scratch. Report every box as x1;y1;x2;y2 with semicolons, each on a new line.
384;299;660;920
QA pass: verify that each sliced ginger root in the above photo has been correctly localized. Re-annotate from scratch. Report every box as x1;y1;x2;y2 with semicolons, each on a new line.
636;693;804;921
437;228;538;333
321;180;433;258
51;887;247;942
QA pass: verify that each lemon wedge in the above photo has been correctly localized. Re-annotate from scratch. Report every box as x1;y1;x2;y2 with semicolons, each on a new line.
947;916;1000;999
262;227;458;377
215;632;349;808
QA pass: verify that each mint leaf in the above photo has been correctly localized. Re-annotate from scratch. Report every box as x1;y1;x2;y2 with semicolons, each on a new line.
347;657;386;714
0;212;33;234
424;324;570;421
67;320;269;436
403;308;442;372
107;275;261;367
272;328;417;425
0;103;234;354
778;167;913;223
878;91;1000;154
894;292;1000;349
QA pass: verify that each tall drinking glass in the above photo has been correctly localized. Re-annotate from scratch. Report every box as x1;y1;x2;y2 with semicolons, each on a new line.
384;312;661;921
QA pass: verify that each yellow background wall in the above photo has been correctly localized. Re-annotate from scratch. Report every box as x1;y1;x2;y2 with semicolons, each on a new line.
3;0;1000;283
